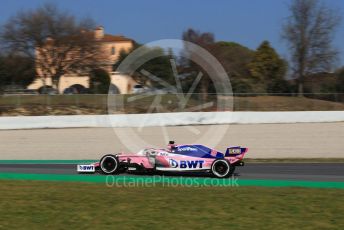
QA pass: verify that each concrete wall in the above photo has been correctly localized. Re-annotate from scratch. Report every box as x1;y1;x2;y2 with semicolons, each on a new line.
0;123;343;159
1;111;344;130
1;112;344;159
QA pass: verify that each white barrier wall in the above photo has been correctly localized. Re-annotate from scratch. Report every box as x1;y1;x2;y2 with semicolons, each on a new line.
1;111;344;130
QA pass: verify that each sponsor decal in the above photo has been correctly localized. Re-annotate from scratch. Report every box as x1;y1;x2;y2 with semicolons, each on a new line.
228;148;242;154
159;152;169;156
77;165;95;172
177;146;198;152
169;159;178;168
169;159;204;169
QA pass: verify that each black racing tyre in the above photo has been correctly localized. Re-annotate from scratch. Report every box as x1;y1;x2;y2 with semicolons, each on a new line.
211;159;235;178
100;155;119;175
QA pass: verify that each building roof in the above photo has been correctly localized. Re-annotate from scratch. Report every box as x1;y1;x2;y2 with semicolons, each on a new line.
42;27;134;45
100;34;133;42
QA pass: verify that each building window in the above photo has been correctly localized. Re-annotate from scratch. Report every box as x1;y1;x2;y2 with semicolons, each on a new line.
111;47;115;55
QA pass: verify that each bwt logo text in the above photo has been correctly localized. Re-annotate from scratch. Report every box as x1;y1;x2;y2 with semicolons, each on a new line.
79;165;94;170
77;165;95;172
169;159;204;169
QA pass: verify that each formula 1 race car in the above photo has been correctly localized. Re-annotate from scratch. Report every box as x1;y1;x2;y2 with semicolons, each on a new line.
77;141;247;178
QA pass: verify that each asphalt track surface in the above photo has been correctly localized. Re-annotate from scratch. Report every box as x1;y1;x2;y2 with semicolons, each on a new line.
1;163;344;182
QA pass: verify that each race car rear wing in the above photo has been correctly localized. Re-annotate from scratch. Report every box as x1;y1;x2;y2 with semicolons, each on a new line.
225;147;248;157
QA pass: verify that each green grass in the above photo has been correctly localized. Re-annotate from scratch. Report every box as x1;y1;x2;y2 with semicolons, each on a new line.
1;172;344;189
0;180;343;229
234;95;344;111
1;95;344;116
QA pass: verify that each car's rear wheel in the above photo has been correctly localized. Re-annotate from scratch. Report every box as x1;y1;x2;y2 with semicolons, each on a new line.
100;155;119;175
211;159;235;178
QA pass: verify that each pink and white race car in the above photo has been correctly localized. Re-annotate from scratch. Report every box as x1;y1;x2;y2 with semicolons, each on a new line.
77;141;247;178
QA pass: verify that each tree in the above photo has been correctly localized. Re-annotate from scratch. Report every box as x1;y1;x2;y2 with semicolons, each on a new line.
211;41;255;94
114;43;174;88
1;3;102;90
0;54;35;91
0;56;6;92
337;67;344;83
213;41;253;77
89;68;110;94
336;67;344;97
248;41;288;94
282;0;341;96
182;28;215;100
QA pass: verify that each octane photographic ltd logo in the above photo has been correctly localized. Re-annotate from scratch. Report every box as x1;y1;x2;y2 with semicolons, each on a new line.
107;39;233;152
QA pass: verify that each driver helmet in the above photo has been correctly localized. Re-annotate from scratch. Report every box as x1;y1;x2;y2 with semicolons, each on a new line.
168;141;177;152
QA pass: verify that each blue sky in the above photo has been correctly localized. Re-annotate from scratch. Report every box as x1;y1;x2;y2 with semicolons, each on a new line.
1;0;344;66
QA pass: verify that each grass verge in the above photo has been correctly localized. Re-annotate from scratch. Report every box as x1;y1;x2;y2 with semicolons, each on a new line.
0;180;343;229
1;95;344;116
0;172;343;189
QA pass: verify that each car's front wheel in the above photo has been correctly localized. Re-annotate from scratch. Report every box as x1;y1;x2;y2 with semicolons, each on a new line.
211;159;235;178
100;155;120;175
